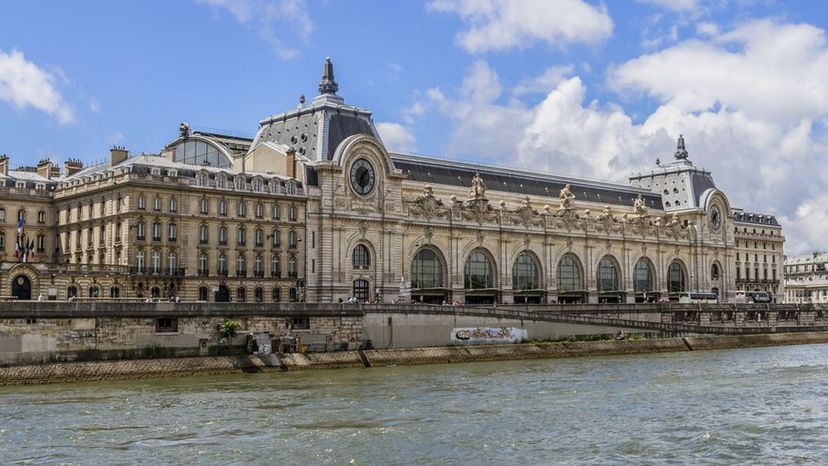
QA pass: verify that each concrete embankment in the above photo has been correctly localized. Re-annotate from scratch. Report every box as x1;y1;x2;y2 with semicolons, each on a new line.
2;332;828;386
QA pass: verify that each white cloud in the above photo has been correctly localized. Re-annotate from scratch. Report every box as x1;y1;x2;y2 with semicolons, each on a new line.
89;97;101;113
427;0;613;53
199;0;312;59
407;18;828;254
696;21;719;36
0;49;73;124
512;65;574;97
637;0;698;12
376;122;417;152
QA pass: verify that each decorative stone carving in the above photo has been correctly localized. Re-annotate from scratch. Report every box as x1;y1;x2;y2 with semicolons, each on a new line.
468;173;487;201
594;206;620;234
462;198;497;224
179;122;190;138
661;213;691;239
509;196;543;227
558;184;575;211
406;184;447;219
633;194;649;217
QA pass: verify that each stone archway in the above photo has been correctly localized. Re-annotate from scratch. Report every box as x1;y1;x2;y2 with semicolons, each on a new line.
12;275;32;300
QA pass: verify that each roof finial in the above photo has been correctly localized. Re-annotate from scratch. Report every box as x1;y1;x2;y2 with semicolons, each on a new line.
318;57;339;95
674;134;688;160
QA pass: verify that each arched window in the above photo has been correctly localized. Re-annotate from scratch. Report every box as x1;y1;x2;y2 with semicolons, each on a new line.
668;260;686;293
271;229;281;248
152;221;161;241
597;256;620;292
237;254;246;276
110;287;120;298
218;199;227;216
255;255;264;276
711;263;721;280
272;287;281;302
288;205;297;221
167;252;177;275
172;140;232;168
216;174;227;189
151;251;161;274
255;287;263;303
288;230;297;248
557;254;582;292
198;252;208;275
199;224;209;244
199;197;209;214
0;208;6;223
196;172;208;187
255;202;264;218
151;286;160;298
252;178;263;192
271;254;281;277
135;251;145;273
218;225;227;245
89;286;99;298
153;196;161;211
288;255;297;278
513;252;540;290
353;245;370;269
237;287;246;302
237;200;247;217
272;204;281;219
634;258;654;292
234;176;245;191
237;225;246;245
353;279;370;302
289;287;298;302
67;286;78;299
137;195;146;210
465;250;494;289
255;228;263;247
218;253;227;275
168;196;177;212
412;248;444;289
198;286;209;301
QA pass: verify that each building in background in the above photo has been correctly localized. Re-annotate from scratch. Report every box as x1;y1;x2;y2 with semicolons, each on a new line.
0;58;784;303
784;253;828;303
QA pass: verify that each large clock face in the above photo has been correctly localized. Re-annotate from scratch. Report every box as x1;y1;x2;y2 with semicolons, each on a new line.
350;158;375;195
709;205;722;231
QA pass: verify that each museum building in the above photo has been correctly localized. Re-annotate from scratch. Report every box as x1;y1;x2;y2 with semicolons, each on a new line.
0;58;784;303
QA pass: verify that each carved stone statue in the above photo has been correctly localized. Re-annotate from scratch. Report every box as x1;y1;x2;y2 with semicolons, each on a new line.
558;184;575;210
468;173;487;200
179;122;190;138
633;194;648;216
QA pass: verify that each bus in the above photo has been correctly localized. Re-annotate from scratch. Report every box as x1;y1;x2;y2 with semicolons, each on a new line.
677;292;720;304
734;291;772;303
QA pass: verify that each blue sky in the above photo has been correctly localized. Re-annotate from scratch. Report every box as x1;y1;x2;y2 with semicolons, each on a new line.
2;0;828;253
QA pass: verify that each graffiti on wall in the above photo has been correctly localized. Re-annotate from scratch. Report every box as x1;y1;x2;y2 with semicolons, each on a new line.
450;327;528;344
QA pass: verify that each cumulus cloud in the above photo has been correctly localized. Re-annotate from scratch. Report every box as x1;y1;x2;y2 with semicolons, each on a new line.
637;0;698;12
199;0;312;59
427;0;613;52
376;122;417;152
0;49;73;124
512;65;574;97
405;19;828;253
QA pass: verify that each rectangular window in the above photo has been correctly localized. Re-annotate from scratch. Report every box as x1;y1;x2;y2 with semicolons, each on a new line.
291;317;309;330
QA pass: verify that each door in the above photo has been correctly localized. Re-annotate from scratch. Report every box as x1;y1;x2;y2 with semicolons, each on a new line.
215;285;230;303
12;275;31;301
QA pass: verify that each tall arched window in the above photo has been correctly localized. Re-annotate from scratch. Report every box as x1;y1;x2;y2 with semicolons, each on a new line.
218;253;227;275
218;199;227;216
168;196;177;212
411;248;443;289
668;260;686;293
198;252;208;275
634;258;654;292
288;230;297;248
199;197;209;215
198;286;209;301
597;256;620;292
272;287;281;302
465;250;494;289
711;263;721;280
255;202;264;218
237;286;246;302
513;252;540;290
353;245;370;269
255;287;263;303
237;226;246;246
271;254;281;277
255;255;263;276
199;224;209;244
237;254;246;276
557;254;582;292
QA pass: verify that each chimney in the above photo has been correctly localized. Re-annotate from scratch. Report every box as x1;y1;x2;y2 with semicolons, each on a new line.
110;146;128;166
0;154;8;176
286;148;296;179
64;158;84;177
37;158;53;179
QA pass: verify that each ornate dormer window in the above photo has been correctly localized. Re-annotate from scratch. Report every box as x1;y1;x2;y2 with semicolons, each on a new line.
234;176;245;191
251;177;263;193
216;174;227;189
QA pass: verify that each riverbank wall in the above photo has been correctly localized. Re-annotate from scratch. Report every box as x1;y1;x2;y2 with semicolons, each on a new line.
2;332;827;386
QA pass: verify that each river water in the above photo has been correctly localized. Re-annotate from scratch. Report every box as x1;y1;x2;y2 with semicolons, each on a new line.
2;344;828;465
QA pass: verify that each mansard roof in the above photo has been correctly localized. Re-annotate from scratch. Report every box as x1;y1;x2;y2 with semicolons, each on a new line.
390;152;664;210
733;210;780;227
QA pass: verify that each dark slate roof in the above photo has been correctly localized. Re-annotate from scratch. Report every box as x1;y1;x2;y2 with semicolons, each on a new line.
390;153;663;209
326;113;376;160
690;172;716;205
256;110;320;159
734;211;780;226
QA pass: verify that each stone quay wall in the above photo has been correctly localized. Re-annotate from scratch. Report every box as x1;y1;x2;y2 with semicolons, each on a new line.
3;332;828;386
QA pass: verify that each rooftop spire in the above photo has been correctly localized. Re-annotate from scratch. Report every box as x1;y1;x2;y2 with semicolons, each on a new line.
318;57;339;95
674;134;689;160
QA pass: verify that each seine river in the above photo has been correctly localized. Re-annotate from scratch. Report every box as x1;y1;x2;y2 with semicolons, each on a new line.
2;344;828;465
